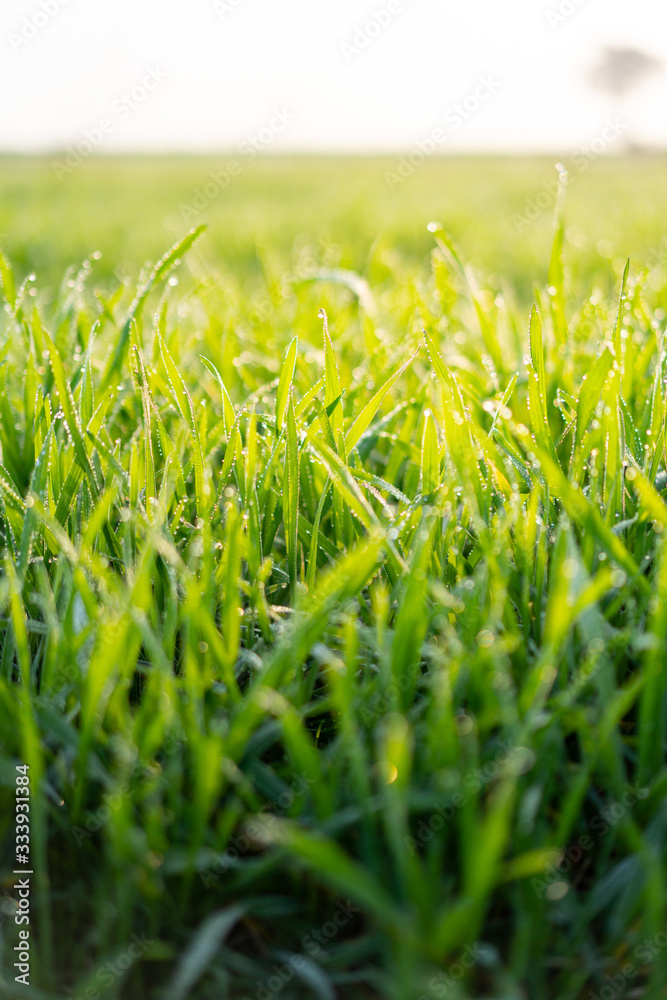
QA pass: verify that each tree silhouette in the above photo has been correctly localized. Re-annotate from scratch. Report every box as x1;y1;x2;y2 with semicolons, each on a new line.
588;47;662;148
589;46;661;101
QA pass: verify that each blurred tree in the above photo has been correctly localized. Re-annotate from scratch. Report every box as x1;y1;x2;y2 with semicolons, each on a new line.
589;46;662;101
589;47;662;148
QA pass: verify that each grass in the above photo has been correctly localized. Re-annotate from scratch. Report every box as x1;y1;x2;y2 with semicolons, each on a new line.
3;153;667;296
1;158;667;999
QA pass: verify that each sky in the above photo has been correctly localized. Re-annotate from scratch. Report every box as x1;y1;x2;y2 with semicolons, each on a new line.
2;0;666;154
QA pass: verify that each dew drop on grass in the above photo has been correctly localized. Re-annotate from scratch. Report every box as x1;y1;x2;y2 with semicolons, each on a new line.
546;882;569;901
455;714;474;736
476;629;494;648
373;761;398;785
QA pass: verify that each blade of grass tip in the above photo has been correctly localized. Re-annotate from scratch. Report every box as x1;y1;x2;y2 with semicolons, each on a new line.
85;431;129;487
275;336;298;434
320;309;343;440
200;353;245;497
54;462;85;528
420;410;439;496
294;375;325;419
200;355;237;437
602;358;624;523
423;328;486;514
308;436;405;580
527;307;559;465
312;398;337;452
349;467;410;506
0;249;17;310
212;409;243;516
325;391;346;420
0;371;23;484
244;411;265;583
426;223;503;373
547;163;568;346
101;224;206;389
160;337;206;518
78;322;97;428
131;346;157;516
245;407;258;495
308;440;372;533
42;327;99;500
571;347;614;479
390;515;439;710
23;352;37;472
225;535;384;754
320;310;346;550
488;371;518;438
537;447;649;594
219;504;243;700
18;428;52;582
306;478;331;591
647;353;666;480
345;349;418;457
285;390;300;600
612;258;631;362
256;428;285;511
5;557;33;697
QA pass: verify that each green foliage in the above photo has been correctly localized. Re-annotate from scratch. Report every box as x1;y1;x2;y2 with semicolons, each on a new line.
1;187;667;1000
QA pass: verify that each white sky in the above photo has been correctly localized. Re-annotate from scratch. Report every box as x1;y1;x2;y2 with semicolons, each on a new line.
2;0;666;153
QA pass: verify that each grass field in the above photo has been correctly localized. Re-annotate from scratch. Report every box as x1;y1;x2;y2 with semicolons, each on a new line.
4;154;667;294
2;155;667;1000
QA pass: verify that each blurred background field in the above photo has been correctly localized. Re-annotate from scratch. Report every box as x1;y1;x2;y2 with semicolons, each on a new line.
3;154;667;300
